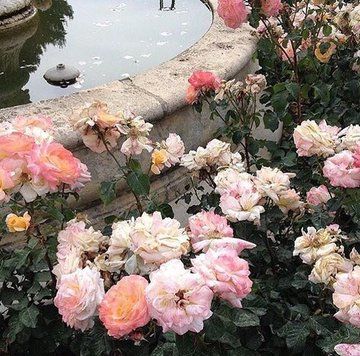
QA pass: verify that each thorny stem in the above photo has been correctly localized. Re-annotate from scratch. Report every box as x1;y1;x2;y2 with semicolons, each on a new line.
203;96;226;123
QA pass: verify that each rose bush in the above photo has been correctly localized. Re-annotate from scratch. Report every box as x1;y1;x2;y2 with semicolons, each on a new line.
0;0;359;355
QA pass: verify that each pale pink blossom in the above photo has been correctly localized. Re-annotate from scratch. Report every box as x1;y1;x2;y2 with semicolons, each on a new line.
293;120;340;157
278;36;295;62
191;247;253;308
56;220;106;265
13;115;54;143
337;125;360;152
334;343;360;356
130;212;189;265
214;169;250;195
354;145;360;168
261;0;282;17
220;180;264;224
217;0;249;29
244;74;267;94
26;141;91;191
333;266;360;328
164;133;185;165
54;267;105;331
146;259;213;335
99;275;150;338
306;185;331;206
323;150;360;188
276;189;303;214
188;210;256;253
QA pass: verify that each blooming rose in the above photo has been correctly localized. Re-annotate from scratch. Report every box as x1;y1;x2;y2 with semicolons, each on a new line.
337;125;360;152
306;185;331;206
188;210;255;253
130;212;189;265
333;266;360;328
293;226;338;265
99;275;150;338
255;166;295;203
54;267;105;331
334;344;360;356
191;247;253;307
57;220;106;265
186;85;200;104
244;74;267;94
6;212;31;232
119;115;153;156
0;132;35;159
13;115;53;143
27;141;91;190
309;253;353;285
217;0;249;29
146;259;213;335
220;180;264;224
276;188;302;214
293;120;340;157
261;0;282;17
323;150;360;188
214;168;249;195
188;71;221;92
0;163;21;201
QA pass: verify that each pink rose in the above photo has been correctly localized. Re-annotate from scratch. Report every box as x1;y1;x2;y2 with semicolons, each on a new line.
334;344;360;356
54;267;105;331
306;185;331;206
261;0;282;17
323;151;360;188
99;275;150;338
217;0;249;29
146;259;213;335
188;71;221;91
353;144;360;168
27;141;91;190
333;266;360;328
188;210;256;253
191;247;253;308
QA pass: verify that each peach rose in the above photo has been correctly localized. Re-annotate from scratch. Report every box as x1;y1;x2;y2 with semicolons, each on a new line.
54;267;105;331
27;141;90;190
315;42;337;63
186;85;200;104
99;275;150;338
188;71;221;91
0;132;35;159
6;212;31;232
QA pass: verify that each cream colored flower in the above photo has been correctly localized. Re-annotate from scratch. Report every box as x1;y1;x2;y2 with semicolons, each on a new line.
215;169;251;195
255;167;295;203
309;253;353;285
277;189;303;214
130;212;190;265
293;227;338;265
337;125;360;152
350;248;360;265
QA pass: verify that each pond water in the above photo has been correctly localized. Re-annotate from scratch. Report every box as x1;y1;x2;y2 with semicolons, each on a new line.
0;0;212;109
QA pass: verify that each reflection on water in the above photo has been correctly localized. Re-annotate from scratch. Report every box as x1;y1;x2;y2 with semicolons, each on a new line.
0;0;211;109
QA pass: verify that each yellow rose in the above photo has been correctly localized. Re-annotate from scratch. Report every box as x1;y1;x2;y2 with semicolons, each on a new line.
6;212;31;232
315;42;337;63
151;149;168;175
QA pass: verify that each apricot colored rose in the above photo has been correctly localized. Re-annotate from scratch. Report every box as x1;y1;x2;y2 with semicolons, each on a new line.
99;275;150;338
6;212;31;232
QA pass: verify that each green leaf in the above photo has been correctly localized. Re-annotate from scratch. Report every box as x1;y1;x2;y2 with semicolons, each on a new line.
100;181;117;205
126;172;150;196
6;315;24;343
263;112;279;132
285;82;299;99
152;343;178;356
176;333;196;356
128;158;142;173
19;305;39;328
158;203;174;218
277;321;310;351
232;309;260;327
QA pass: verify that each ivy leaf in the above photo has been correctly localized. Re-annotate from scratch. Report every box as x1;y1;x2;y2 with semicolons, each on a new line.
100;181;116;205
126;172;150;196
19;305;39;328
151;343;178;356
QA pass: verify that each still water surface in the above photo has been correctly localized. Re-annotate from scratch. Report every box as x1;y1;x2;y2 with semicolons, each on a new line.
0;0;211;109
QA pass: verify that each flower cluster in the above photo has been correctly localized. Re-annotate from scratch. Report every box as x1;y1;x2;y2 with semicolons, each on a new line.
294;121;360;188
293;224;356;285
53;208;255;337
0;116;90;203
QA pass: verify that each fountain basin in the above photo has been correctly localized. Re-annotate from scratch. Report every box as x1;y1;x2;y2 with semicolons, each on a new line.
0;0;36;30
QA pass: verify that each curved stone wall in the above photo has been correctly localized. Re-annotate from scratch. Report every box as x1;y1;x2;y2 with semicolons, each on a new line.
0;0;264;228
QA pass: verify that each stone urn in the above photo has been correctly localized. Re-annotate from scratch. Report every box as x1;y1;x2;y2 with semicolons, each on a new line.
0;0;37;30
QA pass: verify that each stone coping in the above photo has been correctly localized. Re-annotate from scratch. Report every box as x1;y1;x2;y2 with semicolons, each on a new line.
0;0;258;151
